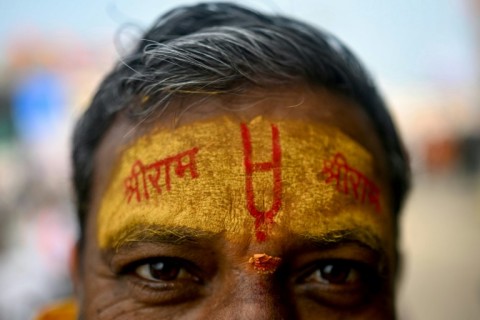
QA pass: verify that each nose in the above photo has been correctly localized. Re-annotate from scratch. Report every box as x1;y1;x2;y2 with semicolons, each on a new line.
203;274;293;320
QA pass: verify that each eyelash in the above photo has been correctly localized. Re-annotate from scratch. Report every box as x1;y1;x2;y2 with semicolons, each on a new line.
136;259;199;282
122;257;199;280
298;259;379;285
118;257;204;304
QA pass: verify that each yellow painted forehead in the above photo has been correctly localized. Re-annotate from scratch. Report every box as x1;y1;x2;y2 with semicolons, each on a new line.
98;116;389;249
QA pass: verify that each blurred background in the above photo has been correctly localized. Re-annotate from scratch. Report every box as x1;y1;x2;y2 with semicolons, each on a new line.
0;0;479;319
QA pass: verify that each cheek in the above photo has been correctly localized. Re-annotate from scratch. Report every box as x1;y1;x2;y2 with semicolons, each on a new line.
296;296;395;320
81;270;184;320
81;285;210;320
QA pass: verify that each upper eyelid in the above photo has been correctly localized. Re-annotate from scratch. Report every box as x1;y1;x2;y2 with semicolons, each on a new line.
105;241;217;273
293;258;381;280
287;242;382;265
295;262;381;291
120;256;192;273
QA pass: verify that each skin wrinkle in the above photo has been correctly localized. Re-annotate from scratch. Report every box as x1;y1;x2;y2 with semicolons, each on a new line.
97;116;388;249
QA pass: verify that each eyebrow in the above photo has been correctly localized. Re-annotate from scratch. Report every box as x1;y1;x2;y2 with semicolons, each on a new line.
298;228;384;252
295;228;389;268
102;225;390;273
104;224;219;251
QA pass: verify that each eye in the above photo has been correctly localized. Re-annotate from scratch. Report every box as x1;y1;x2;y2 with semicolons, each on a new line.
119;257;204;304
304;261;360;285
296;259;381;308
135;259;200;282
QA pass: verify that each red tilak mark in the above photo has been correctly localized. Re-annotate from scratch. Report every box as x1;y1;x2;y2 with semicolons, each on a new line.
249;253;282;274
322;152;381;212
241;123;282;242
124;147;200;203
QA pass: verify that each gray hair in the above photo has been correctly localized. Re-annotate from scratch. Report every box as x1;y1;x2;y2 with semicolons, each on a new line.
119;13;371;119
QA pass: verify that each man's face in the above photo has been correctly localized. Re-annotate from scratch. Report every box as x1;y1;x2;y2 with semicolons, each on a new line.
77;88;397;319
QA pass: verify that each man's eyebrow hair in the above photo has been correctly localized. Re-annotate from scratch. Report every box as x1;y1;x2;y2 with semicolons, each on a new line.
105;224;219;251
298;228;384;253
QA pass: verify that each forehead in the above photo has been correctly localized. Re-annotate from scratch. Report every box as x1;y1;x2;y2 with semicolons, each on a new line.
97;88;388;176
91;88;393;250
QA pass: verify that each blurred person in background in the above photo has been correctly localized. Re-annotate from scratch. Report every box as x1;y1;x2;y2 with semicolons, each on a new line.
37;2;410;319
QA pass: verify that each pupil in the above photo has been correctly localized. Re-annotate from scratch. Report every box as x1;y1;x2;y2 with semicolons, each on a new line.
322;264;350;284
149;261;180;281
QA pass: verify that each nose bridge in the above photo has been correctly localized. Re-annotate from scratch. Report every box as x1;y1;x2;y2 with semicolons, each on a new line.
208;273;293;320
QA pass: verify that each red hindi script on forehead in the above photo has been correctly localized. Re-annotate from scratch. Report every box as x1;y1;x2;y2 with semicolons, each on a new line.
124;147;200;203
322;153;381;212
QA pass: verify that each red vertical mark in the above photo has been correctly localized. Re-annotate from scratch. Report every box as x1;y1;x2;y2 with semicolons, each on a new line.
241;123;282;242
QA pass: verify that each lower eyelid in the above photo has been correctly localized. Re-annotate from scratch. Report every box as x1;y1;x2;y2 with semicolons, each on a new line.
135;264;200;282
125;275;205;305
130;277;177;290
295;268;380;309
